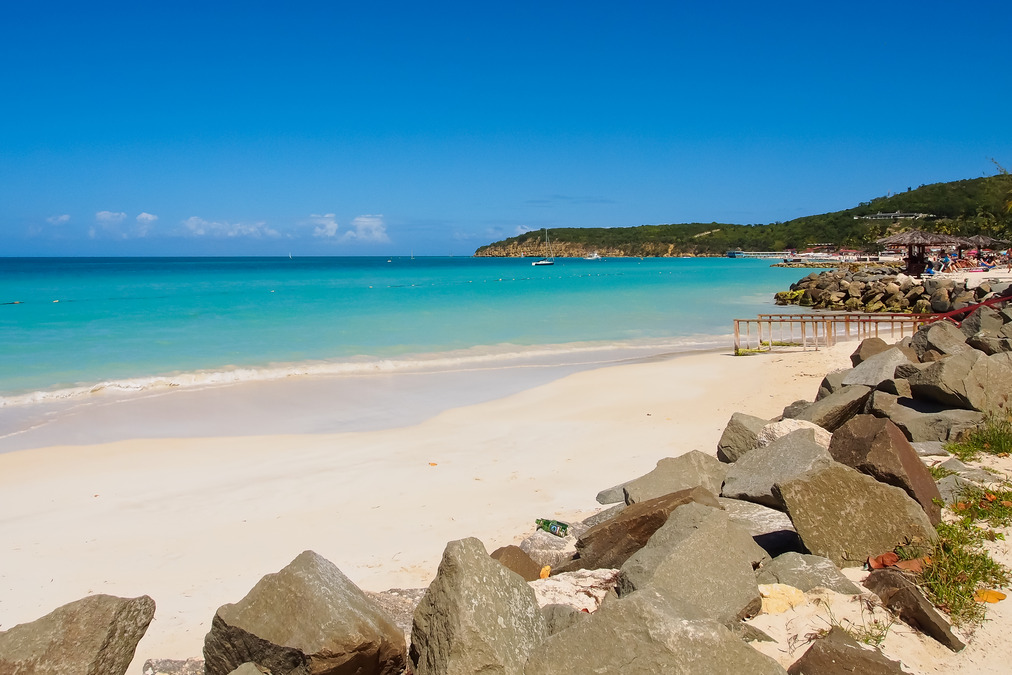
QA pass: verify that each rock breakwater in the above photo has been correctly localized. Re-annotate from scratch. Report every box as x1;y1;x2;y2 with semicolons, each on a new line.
776;267;1012;313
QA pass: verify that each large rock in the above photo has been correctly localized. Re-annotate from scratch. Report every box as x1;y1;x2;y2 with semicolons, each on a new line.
828;415;942;525
757;420;832;449
0;594;155;675
841;347;913;388
787;626;906;674
867;391;985;442
721;430;835;510
906;349;1012;412
410;538;545;675
960;306;1005;338
490;545;543;582
524;589;787;675
622;451;728;504
864;569;965;651
794;385;873;432
910;320;971;360
719;497;803;558
850;337;891;366
518;529;578;569
775;463;937;568
204;550;405;675
755;552;860;594
529;568;619;613
816;370;848;401
556;485;720;572
717;412;769;463
618;502;766;624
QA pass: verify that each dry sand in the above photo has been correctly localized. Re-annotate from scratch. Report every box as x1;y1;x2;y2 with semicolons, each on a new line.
0;340;1007;673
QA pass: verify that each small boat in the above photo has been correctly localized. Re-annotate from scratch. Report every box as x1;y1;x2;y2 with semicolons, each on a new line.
532;228;555;266
584;251;602;260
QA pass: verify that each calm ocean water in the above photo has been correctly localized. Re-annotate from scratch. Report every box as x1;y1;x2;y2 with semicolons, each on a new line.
1;256;803;404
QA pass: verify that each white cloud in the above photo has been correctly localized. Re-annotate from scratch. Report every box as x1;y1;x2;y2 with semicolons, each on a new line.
182;216;280;239
95;210;127;225
515;225;533;235
343;214;390;243
91;210;153;239
310;213;339;238
47;214;70;225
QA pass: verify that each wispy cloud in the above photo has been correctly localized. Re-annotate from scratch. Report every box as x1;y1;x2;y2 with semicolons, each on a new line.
310;213;339;238
182;216;280;238
342;214;389;243
95;210;127;224
46;214;70;225
92;210;151;239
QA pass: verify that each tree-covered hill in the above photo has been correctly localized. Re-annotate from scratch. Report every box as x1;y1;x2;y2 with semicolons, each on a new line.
474;173;1012;258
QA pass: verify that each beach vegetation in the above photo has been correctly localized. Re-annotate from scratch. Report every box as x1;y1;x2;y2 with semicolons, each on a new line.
944;414;1012;463
897;480;1012;627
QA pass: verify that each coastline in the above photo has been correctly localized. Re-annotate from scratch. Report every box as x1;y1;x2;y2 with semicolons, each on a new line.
0;342;855;670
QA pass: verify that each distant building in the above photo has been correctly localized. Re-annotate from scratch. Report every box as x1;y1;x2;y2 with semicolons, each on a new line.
854;211;934;220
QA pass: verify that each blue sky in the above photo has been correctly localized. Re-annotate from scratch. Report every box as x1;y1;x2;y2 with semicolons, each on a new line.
2;1;1010;256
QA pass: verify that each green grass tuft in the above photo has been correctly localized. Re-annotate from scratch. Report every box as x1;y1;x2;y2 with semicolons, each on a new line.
945;415;1012;462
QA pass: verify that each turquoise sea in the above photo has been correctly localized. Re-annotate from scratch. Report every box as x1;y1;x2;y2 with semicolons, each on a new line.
1;256;805;403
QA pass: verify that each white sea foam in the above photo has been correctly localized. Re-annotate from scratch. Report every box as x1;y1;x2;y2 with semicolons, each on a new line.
0;335;728;409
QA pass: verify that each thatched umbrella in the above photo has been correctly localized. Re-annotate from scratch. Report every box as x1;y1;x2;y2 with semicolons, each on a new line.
876;230;969;275
962;234;1010;250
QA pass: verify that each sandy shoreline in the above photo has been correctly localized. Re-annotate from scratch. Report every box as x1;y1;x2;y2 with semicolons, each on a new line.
0;342;860;669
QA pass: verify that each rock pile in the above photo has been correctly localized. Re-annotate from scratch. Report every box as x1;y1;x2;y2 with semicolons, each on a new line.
4;306;1012;674
774;267;1011;313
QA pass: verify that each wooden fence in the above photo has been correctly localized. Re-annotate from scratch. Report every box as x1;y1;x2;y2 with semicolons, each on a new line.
732;312;937;354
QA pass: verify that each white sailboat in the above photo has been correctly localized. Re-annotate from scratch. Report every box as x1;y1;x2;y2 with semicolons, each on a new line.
532;228;555;266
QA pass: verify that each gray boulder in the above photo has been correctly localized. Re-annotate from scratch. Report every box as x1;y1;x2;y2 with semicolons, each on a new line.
524;589;787;675
776;463;937;567
757;420;832;449
622;451;728;504
557;485;720;573
935;475;978;504
910;320;971;360
618;502;767;624
717;412;769;463
228;666;268;675
907;349;1012;412
787;626;906;674
828;414;942;525
143;658;205;675
938;457;1002;485
794;385;873;432
0;594;155;675
719;497;803;558
721;430;835;510
960;305;1005;338
867;391;986;442
203;550;405;675
755;552;860;594
540;604;586;636
816;370;849;401
841;347;913;388
519;529;578;569
911;440;948;456
967;333;1012;355
410;538;545;675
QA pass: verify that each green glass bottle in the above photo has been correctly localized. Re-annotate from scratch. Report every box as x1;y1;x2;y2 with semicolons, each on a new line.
535;518;569;537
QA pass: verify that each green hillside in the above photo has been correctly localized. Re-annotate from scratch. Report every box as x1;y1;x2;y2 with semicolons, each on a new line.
474;173;1012;257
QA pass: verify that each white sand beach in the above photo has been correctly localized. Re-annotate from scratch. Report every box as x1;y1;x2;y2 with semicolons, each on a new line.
0;341;1008;674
